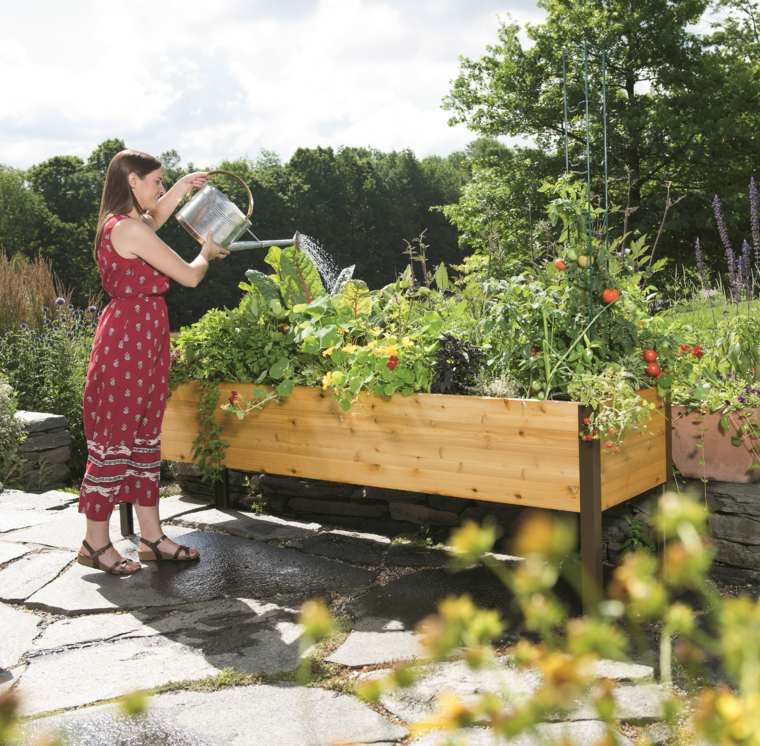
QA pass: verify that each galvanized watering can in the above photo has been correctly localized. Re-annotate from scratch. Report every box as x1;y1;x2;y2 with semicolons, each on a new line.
176;170;299;252
176;170;253;249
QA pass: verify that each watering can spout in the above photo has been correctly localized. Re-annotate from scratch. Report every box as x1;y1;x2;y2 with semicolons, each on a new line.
229;231;301;253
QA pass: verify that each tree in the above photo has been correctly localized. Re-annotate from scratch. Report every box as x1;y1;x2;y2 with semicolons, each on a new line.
86;138;126;176
443;0;760;266
26;156;99;224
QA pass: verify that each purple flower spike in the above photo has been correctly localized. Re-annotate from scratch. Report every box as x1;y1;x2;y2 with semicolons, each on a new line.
750;176;760;269
712;195;740;302
54;297;65;306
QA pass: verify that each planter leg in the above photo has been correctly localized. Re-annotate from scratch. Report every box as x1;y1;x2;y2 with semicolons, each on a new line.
119;502;134;537
664;397;675;489
579;408;603;610
214;469;231;510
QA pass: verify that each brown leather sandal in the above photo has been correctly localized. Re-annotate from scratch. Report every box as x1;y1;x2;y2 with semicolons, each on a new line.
138;533;200;562
77;540;141;575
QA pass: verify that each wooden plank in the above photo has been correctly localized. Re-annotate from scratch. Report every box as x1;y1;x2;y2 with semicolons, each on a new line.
168;383;580;431
600;392;668;509
162;383;582;511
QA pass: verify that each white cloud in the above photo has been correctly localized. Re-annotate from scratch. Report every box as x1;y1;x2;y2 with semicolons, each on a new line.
1;0;544;168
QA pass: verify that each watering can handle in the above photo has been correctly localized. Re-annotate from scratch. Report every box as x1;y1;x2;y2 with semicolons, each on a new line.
206;170;254;220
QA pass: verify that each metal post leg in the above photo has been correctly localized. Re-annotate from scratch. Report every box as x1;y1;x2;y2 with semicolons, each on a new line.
214;468;231;510
578;407;603;610
119;502;134;537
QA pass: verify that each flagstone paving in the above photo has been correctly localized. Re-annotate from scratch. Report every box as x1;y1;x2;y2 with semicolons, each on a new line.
0;488;670;745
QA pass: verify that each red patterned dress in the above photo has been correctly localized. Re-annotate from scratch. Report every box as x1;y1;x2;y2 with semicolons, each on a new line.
79;214;171;520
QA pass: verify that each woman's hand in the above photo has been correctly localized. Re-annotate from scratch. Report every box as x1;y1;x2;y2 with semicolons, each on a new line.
176;171;208;196
201;232;230;261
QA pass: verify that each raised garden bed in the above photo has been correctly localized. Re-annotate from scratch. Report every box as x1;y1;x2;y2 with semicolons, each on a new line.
119;382;672;595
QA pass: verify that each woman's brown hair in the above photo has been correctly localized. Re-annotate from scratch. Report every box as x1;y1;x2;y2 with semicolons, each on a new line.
93;149;162;258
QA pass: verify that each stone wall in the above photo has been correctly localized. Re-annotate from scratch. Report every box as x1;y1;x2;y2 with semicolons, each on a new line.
704;481;760;581
14;411;71;491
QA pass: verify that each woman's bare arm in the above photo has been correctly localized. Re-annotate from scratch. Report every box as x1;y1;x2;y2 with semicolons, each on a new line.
146;172;208;231
111;218;227;287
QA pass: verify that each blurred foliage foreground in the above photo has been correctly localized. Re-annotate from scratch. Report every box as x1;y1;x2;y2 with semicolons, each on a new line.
318;490;755;745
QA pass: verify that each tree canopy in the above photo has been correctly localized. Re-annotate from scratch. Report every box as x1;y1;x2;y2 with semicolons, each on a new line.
443;0;760;269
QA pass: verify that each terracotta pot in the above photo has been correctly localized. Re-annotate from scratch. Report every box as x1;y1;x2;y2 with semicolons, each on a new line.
671;405;760;483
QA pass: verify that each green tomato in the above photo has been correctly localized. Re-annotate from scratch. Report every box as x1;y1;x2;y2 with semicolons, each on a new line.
577;255;591;268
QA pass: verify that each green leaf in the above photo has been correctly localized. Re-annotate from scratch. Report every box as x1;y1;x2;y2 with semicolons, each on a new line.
719;415;730;434
433;262;450;291
332;280;372;318
264;245;282;273
276;379;294;397
269;358;289;379
245;269;280;302
277;247;325;307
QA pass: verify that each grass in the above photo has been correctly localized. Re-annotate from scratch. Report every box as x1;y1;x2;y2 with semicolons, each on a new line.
663;295;760;328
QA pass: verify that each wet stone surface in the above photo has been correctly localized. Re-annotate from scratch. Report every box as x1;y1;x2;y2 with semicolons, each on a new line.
351;565;518;629
26;526;374;613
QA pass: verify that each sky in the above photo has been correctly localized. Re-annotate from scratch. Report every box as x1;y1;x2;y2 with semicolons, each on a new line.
1;0;546;170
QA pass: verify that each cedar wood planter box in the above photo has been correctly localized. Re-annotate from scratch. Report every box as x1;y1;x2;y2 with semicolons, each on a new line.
122;383;671;594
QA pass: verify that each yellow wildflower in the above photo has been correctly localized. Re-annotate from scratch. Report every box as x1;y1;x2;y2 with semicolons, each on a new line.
322;346;335;357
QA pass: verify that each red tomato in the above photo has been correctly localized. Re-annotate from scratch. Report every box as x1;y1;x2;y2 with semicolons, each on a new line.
553;258;567;271
601;288;620;304
646;362;661;378
387;356;399;370
642;349;658;363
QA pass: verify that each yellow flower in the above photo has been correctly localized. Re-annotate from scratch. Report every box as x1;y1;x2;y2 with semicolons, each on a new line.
343;344;358;354
322;346;335;357
322;372;334;389
401;337;414;348
299;599;335;642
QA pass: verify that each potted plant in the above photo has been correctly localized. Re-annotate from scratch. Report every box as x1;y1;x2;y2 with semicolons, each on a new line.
666;315;760;483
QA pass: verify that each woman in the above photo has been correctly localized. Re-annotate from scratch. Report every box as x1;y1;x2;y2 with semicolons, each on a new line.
78;149;229;575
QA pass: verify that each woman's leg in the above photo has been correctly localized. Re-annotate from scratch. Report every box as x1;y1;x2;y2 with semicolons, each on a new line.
135;501;200;560
81;515;141;571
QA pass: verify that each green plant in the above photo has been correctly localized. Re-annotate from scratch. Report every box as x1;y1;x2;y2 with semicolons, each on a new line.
0;302;95;475
620;514;656;554
0;378;26;488
190;381;228;482
568;366;656;448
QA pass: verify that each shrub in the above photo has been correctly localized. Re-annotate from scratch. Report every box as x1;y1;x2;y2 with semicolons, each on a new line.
0;304;96;476
0;377;27;489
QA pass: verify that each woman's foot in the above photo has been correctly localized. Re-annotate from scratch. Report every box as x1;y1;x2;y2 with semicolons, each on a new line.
78;540;141;575
138;533;200;562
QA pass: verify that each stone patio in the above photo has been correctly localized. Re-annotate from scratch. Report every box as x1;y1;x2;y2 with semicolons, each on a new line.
0;489;670;745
